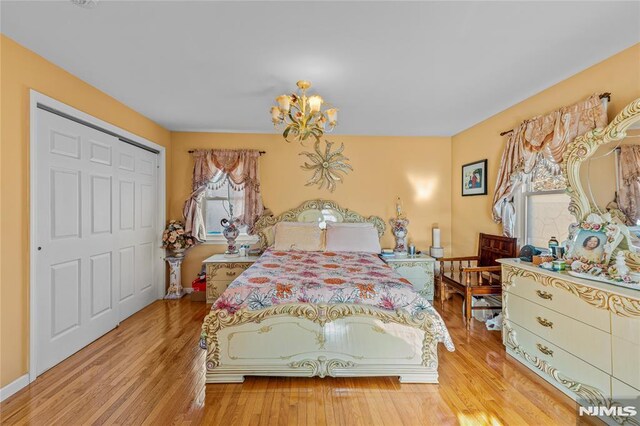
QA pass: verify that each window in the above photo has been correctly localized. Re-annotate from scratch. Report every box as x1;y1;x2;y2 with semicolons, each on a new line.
203;175;257;244
516;161;575;249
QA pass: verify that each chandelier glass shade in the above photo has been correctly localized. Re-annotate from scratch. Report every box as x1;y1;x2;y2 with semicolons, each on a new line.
271;80;338;143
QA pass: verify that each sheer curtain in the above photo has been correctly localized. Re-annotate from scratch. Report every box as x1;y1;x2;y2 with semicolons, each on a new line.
492;94;608;236
204;172;246;232
183;149;264;242
618;145;640;225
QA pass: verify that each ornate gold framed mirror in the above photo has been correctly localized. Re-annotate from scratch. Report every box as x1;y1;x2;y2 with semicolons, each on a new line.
564;98;640;223
561;98;640;285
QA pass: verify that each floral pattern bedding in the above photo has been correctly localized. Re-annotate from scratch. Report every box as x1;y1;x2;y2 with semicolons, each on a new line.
211;249;454;350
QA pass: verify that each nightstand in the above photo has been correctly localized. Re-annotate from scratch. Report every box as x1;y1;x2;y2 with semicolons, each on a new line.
202;254;259;303
383;254;436;301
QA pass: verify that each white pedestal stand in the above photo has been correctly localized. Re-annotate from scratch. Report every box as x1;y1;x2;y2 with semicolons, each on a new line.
164;256;185;300
430;247;444;275
430;247;444;259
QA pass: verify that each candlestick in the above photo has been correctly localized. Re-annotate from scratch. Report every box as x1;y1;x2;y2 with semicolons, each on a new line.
395;197;404;219
430;225;444;258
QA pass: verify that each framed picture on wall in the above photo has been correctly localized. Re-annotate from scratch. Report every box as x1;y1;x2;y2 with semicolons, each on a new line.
462;159;487;196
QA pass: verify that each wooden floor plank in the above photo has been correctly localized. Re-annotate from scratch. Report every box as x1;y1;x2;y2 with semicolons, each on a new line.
0;296;594;425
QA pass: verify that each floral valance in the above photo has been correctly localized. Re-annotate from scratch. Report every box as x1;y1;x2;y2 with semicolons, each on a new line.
184;149;264;242
191;149;261;191
492;94;608;236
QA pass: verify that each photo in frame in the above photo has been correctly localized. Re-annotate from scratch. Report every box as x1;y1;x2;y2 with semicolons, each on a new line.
461;159;487;196
567;228;607;264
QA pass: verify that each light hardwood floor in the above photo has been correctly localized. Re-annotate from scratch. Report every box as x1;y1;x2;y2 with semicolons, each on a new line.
1;296;596;425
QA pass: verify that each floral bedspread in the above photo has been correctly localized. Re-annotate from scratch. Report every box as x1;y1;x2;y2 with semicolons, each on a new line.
211;249;454;350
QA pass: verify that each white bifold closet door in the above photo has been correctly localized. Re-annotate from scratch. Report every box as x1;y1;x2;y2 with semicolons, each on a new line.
116;142;158;321
35;109;158;376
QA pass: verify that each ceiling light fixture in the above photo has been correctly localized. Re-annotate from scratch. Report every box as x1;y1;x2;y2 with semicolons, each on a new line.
270;80;338;143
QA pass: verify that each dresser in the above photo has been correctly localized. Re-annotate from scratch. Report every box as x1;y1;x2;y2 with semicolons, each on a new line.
203;254;259;303
383;254;436;301
499;259;640;425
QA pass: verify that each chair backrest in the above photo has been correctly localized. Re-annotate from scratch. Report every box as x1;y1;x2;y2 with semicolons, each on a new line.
477;233;519;267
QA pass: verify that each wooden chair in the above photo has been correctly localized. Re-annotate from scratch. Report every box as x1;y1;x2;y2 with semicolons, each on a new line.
439;233;518;329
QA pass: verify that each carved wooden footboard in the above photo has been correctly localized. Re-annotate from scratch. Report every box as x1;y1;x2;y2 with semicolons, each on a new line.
201;303;453;383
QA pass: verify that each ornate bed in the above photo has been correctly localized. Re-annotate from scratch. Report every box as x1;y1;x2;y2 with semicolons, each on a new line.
201;200;454;383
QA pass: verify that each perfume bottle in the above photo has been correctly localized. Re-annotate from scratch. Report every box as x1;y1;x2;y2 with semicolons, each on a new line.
548;236;560;259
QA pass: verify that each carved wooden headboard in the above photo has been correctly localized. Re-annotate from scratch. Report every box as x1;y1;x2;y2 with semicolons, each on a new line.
252;199;386;250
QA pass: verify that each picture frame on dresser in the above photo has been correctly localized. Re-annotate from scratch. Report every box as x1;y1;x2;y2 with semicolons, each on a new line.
564;214;632;269
567;227;608;264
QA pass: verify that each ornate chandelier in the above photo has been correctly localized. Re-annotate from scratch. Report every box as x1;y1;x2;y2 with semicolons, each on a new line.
270;80;338;143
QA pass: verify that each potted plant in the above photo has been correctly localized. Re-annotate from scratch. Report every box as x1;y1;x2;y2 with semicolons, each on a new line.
161;220;195;257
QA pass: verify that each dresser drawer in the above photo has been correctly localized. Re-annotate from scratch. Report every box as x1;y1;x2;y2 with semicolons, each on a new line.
206;280;233;304
612;311;640;345
506;293;611;373
611;377;640;422
505;321;611;399
506;271;610;333
389;262;434;277
205;262;252;303
206;263;251;280
612;307;640;390
613;336;640;390
404;275;433;293
612;378;640;426
388;261;434;295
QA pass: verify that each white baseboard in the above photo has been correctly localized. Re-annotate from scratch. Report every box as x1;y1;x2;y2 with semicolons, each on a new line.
0;373;29;402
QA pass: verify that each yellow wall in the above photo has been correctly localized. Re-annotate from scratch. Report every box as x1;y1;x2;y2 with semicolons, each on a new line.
0;35;172;387
169;132;452;286
450;43;640;255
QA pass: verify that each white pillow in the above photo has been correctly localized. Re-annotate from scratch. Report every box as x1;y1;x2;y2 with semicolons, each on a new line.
325;223;381;253
274;222;324;251
325;222;374;228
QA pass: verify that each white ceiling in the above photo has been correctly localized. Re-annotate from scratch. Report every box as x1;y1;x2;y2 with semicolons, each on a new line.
2;1;639;136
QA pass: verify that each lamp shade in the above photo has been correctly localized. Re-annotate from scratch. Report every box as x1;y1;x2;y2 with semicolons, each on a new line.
326;108;338;124
308;95;323;113
270;106;281;123
276;95;291;112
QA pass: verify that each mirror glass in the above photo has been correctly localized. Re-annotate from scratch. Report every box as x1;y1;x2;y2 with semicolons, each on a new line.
580;117;640;224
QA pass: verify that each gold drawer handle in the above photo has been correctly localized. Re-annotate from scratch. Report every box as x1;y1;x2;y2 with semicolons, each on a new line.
536;317;553;328
536;290;553;300
536;343;553;356
226;271;237;277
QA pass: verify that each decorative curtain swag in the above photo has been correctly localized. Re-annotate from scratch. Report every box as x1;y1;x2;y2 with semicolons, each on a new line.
183;149;264;242
492;94;608;237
